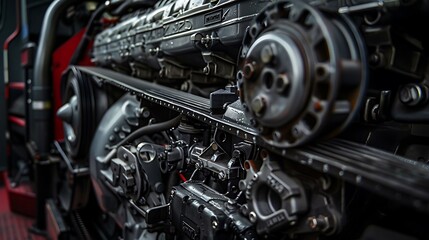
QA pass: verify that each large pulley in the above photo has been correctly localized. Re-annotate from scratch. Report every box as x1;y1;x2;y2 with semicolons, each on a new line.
238;0;367;147
57;67;108;211
57;67;97;160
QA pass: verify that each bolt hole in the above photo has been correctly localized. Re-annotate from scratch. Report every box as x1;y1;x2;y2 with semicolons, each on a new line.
256;184;282;215
364;11;382;25
160;160;167;173
219;132;227;143
236;71;243;80
260;149;268;159
243;64;254;79
316;65;328;79
250;26;258;37
276;77;284;89
244;161;250;170
263;71;274;89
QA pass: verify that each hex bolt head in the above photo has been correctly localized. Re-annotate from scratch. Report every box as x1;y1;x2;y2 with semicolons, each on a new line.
68;135;76;142
249;211;257;223
399;84;425;106
276;74;290;93
241;204;249;215
291;126;302;139
212;220;219;229
243;63;255;79
198;205;205;213
154;182;164;193
308;217;318;229
250;118;258;127
252;173;259;181
261;44;276;64
232;150;241;159
203;66;210;75
251;96;266;116
238;180;247;191
159;68;165;77
307;215;329;230
369;53;381;66
272;131;282;141
218;171;226;180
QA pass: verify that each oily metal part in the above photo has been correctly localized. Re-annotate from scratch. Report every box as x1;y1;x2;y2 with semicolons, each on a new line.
77;66;429;211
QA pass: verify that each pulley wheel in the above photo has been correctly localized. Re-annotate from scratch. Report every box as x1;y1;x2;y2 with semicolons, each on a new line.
238;0;367;147
58;67;96;160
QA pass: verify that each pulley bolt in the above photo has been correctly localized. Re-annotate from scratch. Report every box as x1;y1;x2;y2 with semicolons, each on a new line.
212;220;219;229
240;204;249;215
181;81;190;91
369;53;382;67
292;126;302;138
251;96;266;116
308;216;329;230
249;211;257;223
261;44;276;64
252;173;259;181
276;74;290;93
139;107;150;118
239;180;247;191
243;63;255;79
399;84;426;106
250;118;258;127
68;135;76;142
232;150;241;159
218;171;226;180
272;131;282;141
154;182;164;193
159;68;165;77
203;66;210;74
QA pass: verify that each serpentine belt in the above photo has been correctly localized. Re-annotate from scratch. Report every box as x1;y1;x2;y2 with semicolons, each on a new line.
77;66;429;212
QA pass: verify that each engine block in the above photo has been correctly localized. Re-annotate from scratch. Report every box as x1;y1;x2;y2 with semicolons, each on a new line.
93;0;269;86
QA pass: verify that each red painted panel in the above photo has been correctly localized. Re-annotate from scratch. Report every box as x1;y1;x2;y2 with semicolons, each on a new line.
8;82;25;90
8;116;26;127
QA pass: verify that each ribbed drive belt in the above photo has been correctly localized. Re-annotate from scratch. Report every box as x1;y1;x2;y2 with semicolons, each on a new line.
77;66;429;212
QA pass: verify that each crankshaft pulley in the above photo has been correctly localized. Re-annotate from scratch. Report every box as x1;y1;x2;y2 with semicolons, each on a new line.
58;67;98;160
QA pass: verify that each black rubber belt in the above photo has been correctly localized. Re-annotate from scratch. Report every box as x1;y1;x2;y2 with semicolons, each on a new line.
77;66;429;212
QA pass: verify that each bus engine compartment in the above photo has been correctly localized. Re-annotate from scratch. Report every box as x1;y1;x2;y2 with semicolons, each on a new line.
2;0;429;239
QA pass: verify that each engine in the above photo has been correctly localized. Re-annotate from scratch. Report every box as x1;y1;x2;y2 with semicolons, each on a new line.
54;0;429;239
